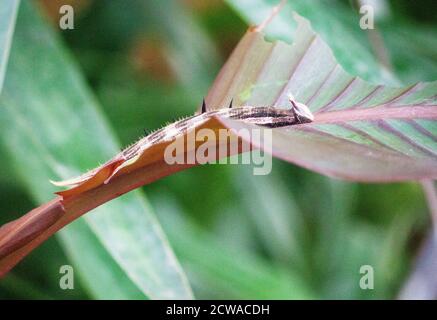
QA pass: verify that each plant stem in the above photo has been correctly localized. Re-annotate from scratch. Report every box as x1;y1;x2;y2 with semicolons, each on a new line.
0;159;195;277
0;118;244;277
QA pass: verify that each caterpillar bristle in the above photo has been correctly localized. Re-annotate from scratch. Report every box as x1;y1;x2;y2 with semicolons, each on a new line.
201;98;207;113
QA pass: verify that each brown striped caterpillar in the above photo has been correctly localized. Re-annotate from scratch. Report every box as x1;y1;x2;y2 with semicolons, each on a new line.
122;95;313;160
53;95;313;188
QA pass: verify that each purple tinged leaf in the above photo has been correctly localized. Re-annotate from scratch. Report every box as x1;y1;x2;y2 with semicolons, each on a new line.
208;14;437;181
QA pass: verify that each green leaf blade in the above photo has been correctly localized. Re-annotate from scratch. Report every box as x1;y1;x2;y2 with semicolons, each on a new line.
0;0;19;94
0;1;192;299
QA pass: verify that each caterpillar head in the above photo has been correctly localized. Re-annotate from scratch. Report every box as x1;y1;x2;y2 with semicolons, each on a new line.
288;94;314;123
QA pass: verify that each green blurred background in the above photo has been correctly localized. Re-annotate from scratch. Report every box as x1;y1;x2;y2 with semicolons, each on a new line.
0;0;436;299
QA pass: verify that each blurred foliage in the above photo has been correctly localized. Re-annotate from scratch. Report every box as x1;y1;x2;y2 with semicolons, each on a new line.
0;0;436;299
0;0;192;299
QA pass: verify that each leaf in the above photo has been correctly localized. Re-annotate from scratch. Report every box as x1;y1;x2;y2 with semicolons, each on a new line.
3;7;436;275
56;12;437;197
228;0;437;85
155;198;315;299
0;1;192;299
58;219;146;299
207;14;437;181
226;0;397;84
0;0;19;94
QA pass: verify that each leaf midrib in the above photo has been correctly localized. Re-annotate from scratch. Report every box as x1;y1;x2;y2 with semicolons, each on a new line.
312;105;437;124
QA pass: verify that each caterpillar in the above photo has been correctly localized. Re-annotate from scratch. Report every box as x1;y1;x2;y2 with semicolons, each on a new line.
53;95;313;188
122;95;313;161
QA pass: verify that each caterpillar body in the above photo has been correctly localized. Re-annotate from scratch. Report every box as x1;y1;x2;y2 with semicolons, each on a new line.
53;95;313;188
